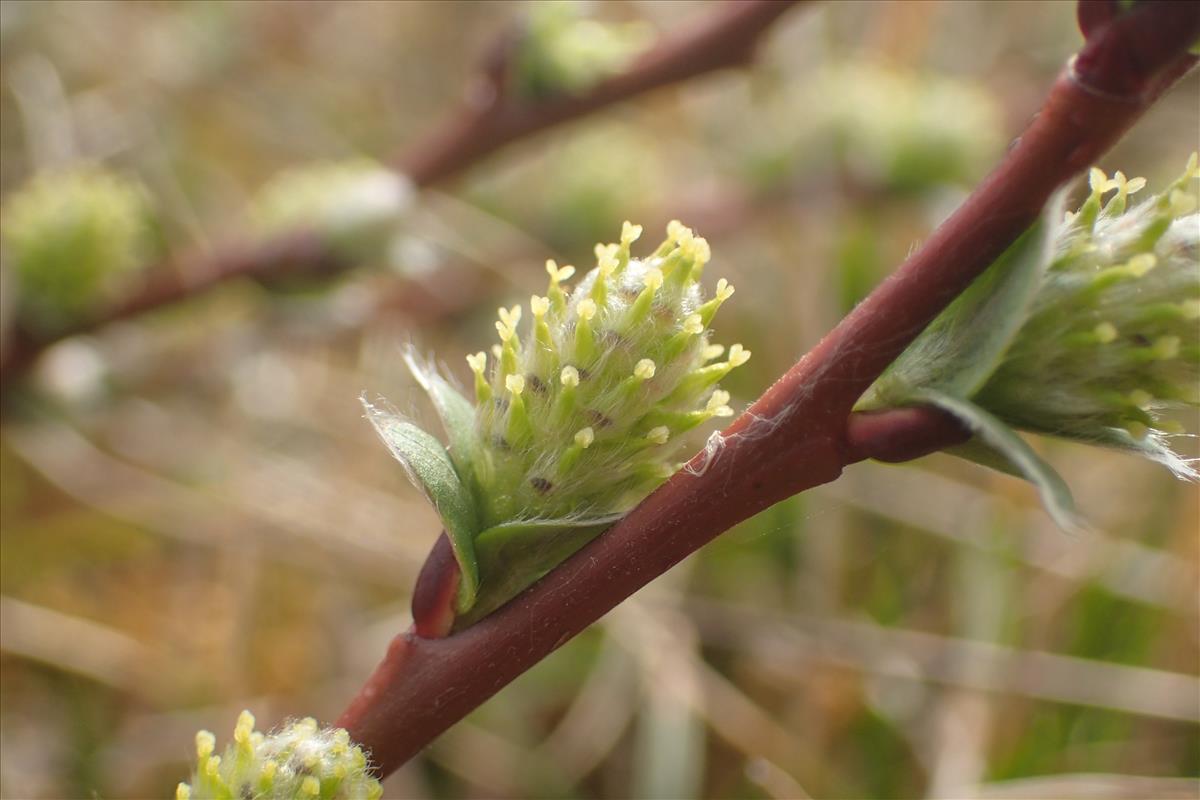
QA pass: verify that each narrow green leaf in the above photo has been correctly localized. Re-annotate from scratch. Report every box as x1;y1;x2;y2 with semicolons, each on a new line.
362;398;481;608
914;389;1085;533
860;192;1064;409
454;515;623;629
403;349;478;480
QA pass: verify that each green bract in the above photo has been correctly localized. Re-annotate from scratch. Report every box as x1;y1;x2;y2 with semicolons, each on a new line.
366;221;747;625
1;167;151;331
178;711;381;800
861;156;1200;529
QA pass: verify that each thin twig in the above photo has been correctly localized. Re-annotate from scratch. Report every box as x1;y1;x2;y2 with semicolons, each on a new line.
0;0;799;391
336;0;1200;776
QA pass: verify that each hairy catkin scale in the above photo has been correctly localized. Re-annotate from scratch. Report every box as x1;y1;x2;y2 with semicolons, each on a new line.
466;221;744;526
178;711;382;800
975;158;1200;461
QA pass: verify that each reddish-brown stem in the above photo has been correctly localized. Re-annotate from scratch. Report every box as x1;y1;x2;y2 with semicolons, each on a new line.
0;0;798;394
337;0;1199;776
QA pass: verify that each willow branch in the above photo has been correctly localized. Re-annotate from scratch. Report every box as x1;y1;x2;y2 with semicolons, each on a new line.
0;0;799;389
337;0;1200;777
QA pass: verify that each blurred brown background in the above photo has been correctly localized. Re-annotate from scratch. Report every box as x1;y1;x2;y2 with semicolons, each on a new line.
0;2;1197;798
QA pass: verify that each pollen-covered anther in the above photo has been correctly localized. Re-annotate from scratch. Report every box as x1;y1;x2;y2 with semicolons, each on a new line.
643;268;663;293
506;374;525;395
706;389;733;417
646;426;670;445
727;343;752;367
575;427;595;448
634;359;656;380
234;710;254;750
1088;167;1114;194
196;731;216;760
1093;322;1118;344
546;259;576;283
621;221;643;247
595;243;619;274
499;305;522;329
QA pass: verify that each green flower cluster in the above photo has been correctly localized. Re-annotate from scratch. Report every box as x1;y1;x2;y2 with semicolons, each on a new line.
177;711;381;800
861;156;1199;529
975;160;1199;453
1;167;151;331
366;222;746;626
514;1;653;98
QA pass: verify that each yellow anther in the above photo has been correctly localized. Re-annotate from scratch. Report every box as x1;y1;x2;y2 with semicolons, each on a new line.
1127;253;1156;276
560;365;580;387
595;243;619;274
176;783;192;800
1153;335;1180;359
1088;167;1111;193
530;295;550;317
577;298;597;320
302;776;321;797
506;374;525;395
1093;322;1118;343
621;221;643;246
646;426;670;445
205;755;221;777
703;343;725;360
642;268;663;293
727;344;751;367
546;259;575;283
666;219;687;241
234;710;255;745
691;236;711;265
715;278;735;301
196;731;216;759
706;390;734;417
491;344;502;359
261;760;278;781
634;359;656;380
575;427;595;448
467;351;487;372
682;314;704;336
495;320;515;342
1125;176;1147;194
499;305;522;328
